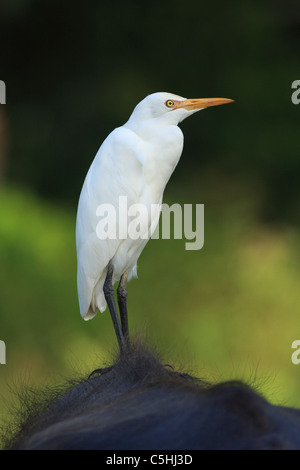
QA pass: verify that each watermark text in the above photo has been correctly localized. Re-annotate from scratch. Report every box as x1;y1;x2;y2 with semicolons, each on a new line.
95;197;204;251
0;340;6;364
291;340;300;364
0;80;6;104
291;80;300;105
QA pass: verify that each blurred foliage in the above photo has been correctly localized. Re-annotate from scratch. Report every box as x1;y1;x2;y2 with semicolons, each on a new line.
0;0;300;222
1;0;300;445
1;185;300;442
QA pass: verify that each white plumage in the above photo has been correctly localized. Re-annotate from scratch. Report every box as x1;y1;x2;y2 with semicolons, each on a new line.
76;92;233;338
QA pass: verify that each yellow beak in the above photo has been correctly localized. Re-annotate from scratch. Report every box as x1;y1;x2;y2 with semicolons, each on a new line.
174;97;234;111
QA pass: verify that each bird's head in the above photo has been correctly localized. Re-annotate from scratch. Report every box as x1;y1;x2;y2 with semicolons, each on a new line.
126;92;233;127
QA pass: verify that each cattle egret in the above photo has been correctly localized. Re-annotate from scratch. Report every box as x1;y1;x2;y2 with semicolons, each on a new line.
76;92;233;351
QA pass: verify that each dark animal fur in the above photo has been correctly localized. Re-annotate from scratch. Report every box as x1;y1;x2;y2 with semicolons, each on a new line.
3;340;300;450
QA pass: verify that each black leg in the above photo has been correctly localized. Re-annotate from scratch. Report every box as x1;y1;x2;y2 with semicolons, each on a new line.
103;263;125;352
117;270;129;343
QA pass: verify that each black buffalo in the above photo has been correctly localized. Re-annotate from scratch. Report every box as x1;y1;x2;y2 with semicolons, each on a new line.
4;341;300;450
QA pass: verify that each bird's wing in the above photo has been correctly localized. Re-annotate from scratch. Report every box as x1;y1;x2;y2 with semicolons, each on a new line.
76;126;146;319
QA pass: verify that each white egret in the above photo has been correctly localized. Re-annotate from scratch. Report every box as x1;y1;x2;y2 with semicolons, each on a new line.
76;92;233;350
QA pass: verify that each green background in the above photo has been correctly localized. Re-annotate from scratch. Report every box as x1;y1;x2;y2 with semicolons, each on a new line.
1;0;300;442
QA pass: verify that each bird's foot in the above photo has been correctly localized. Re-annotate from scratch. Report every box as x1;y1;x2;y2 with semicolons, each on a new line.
88;366;114;378
163;363;194;380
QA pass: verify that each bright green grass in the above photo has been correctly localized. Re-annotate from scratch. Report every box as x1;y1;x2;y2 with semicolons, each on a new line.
1;183;300;445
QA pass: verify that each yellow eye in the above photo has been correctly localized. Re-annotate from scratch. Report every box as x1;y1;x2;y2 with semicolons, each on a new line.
165;100;174;108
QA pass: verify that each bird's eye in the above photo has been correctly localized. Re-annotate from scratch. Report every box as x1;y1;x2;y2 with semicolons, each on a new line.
165;100;174;108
